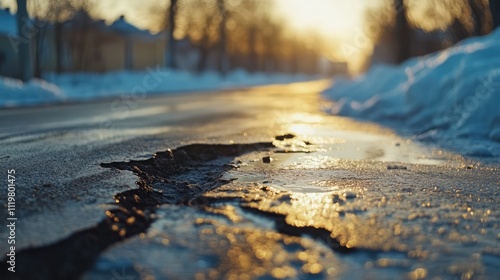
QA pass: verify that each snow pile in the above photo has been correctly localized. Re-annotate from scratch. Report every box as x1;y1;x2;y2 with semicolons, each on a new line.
323;29;500;157
47;69;311;100
0;76;64;106
0;69;313;107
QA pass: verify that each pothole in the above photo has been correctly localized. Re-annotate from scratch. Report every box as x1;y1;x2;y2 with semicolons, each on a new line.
0;141;281;280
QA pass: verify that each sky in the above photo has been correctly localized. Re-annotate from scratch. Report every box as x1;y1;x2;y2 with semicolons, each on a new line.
274;0;374;70
275;0;368;40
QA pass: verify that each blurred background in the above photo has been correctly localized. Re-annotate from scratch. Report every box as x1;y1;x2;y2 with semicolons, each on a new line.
0;0;498;81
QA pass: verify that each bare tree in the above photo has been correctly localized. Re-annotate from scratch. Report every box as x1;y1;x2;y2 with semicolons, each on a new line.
179;0;220;72
46;0;79;73
69;9;91;71
364;0;492;66
260;16;285;72
145;0;323;74
227;0;273;72
27;0;95;75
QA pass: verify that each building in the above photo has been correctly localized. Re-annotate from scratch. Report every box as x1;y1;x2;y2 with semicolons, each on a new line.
56;11;165;73
0;8;200;78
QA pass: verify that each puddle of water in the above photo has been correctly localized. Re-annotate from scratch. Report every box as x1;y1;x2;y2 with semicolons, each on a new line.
226;165;360;194
227;127;463;194
278;125;461;166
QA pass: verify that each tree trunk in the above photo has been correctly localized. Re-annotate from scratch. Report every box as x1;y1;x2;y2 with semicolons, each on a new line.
394;0;411;64
33;35;41;79
55;22;63;73
217;0;228;76
75;19;90;72
16;0;33;81
33;19;48;79
470;0;484;35
490;0;500;29
290;41;299;73
124;37;133;70
248;26;257;72
166;0;178;69
197;48;209;73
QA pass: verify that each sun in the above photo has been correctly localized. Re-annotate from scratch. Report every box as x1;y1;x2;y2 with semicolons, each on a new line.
274;0;368;40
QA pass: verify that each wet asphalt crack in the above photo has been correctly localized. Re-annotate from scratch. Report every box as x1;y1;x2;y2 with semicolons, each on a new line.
1;135;373;280
238;204;356;255
0;142;275;280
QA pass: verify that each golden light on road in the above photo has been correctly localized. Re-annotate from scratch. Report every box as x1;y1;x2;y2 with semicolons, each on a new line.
289;123;314;136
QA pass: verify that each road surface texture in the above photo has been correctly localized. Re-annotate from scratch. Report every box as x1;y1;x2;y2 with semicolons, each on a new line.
0;81;499;280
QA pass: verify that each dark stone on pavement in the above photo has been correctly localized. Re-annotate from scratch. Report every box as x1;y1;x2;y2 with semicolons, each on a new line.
387;165;408;170
275;133;295;141
262;156;273;163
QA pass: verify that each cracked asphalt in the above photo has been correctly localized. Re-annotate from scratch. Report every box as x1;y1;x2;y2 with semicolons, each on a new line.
0;80;499;279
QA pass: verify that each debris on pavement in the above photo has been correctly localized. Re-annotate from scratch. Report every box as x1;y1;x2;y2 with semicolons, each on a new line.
262;156;273;163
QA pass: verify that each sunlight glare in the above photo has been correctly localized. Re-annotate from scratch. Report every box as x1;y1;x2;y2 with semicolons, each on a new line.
275;0;367;40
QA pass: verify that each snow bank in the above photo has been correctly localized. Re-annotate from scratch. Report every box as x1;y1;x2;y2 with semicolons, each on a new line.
0;69;313;107
323;29;500;158
46;68;312;100
0;76;64;106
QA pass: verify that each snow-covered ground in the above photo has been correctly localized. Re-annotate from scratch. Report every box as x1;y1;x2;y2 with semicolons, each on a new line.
0;69;315;107
323;29;500;159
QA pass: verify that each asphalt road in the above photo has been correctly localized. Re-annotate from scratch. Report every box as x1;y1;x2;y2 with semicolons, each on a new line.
0;81;499;279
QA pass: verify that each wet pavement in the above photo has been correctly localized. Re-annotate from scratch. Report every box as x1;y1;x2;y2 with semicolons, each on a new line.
0;80;499;279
